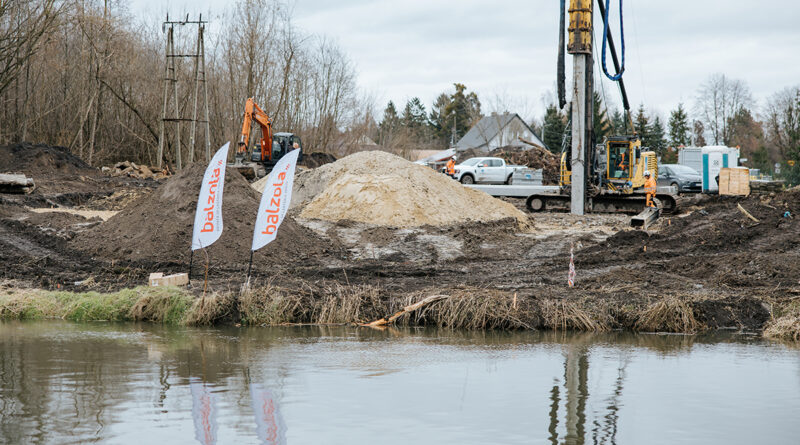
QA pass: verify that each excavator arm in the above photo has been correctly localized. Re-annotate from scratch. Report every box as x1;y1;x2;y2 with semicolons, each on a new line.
238;97;273;162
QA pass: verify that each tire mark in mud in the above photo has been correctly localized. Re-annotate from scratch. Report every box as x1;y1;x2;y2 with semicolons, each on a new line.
0;223;64;262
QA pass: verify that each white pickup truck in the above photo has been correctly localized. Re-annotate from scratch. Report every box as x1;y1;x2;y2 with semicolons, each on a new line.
453;157;526;184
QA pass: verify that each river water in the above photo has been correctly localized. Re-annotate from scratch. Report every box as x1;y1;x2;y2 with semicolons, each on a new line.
1;321;798;444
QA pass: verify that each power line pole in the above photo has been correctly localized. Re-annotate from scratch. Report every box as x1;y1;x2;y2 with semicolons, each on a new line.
567;0;594;215
157;14;210;171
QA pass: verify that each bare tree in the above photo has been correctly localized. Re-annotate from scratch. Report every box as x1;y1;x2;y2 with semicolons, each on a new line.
763;86;800;161
695;73;753;145
0;0;58;98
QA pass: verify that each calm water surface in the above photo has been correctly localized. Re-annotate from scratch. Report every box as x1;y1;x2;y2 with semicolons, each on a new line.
1;321;798;444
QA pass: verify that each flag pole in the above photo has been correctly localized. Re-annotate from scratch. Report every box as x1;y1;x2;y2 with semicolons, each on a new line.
246;250;254;282
188;249;194;284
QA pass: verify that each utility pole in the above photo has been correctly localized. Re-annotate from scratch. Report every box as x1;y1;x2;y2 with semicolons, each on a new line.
157;14;210;171
567;0;594;215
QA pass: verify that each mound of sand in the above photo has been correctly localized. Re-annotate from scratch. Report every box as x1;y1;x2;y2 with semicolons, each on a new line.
256;150;529;227
72;163;329;265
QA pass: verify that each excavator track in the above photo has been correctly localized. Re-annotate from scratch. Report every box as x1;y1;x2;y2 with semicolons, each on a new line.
525;193;677;215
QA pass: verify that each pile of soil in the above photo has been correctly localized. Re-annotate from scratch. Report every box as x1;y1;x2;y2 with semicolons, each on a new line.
258;150;529;227
300;152;336;169
0;142;96;176
0;142;152;197
581;188;800;289
72;163;332;266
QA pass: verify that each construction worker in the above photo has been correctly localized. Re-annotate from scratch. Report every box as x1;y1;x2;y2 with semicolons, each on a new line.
618;150;628;177
644;170;657;208
446;156;456;178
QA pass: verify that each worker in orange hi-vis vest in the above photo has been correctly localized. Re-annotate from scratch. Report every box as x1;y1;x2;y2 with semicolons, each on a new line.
644;170;657;208
446;157;456;177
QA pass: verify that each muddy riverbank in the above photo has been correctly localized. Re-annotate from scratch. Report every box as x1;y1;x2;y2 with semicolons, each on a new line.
1;143;798;339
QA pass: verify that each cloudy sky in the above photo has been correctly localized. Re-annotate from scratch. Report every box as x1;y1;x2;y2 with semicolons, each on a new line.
128;0;800;122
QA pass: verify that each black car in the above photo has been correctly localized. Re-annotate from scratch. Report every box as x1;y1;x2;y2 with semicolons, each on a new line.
657;164;702;193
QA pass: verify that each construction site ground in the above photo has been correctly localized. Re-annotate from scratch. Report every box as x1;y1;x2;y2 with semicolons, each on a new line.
1;143;798;336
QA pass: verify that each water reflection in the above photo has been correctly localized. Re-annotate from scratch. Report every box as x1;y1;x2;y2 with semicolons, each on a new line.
0;322;798;444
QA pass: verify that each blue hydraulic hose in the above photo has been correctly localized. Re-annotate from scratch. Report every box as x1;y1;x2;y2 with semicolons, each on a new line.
601;0;625;81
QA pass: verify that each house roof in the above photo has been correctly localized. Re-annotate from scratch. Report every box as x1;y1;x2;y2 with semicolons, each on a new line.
416;148;455;164
455;113;542;150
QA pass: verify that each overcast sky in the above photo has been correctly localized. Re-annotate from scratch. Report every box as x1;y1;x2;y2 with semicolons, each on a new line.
128;0;800;122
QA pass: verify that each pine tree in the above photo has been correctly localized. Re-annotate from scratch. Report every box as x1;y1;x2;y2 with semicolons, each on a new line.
668;103;690;147
611;109;626;134
378;101;400;145
648;116;667;155
402;97;428;129
592;91;612;143
634;104;650;144
401;97;429;141
428;93;450;144
542;104;567;153
442;83;482;142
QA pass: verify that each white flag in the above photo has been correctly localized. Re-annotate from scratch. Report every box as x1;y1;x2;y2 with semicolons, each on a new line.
251;149;300;251
192;143;230;251
249;383;287;445
190;378;218;445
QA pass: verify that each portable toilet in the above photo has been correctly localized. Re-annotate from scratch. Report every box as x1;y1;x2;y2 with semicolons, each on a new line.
678;146;739;192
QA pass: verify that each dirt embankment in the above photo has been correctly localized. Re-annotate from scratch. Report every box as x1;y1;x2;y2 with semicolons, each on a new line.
1;142;797;337
71;163;336;268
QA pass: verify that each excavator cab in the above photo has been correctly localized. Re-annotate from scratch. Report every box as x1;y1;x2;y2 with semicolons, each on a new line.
249;134;303;166
604;136;656;189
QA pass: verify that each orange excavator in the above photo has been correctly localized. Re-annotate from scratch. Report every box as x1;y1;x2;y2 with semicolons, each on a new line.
232;97;303;179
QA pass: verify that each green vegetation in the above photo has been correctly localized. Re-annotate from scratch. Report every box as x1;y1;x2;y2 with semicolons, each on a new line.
0;286;195;324
1;286;796;342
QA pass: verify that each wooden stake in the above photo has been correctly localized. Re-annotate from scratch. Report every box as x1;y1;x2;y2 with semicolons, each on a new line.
737;203;760;223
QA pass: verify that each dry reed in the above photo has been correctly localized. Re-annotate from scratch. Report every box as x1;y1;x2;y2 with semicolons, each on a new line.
184;293;237;325
764;303;800;342
539;299;605;331
418;291;534;330
634;297;702;333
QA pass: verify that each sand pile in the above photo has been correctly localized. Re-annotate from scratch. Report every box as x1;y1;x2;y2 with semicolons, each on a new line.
256;150;529;227
72;163;329;265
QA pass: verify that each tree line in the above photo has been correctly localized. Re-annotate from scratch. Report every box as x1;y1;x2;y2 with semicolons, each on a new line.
0;0;370;167
540;73;800;177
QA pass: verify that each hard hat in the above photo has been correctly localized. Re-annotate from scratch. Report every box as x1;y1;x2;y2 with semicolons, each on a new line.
644;170;651;177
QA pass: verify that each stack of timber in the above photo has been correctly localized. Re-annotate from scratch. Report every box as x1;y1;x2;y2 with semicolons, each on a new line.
719;167;750;196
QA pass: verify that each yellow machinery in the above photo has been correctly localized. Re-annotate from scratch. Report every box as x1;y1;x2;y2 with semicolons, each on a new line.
529;135;675;214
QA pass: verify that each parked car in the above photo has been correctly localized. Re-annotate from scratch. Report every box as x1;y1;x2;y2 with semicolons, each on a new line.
657;164;702;193
453;157;525;184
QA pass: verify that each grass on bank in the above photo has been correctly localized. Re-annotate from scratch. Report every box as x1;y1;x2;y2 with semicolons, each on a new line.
0;286;197;324
2;285;790;341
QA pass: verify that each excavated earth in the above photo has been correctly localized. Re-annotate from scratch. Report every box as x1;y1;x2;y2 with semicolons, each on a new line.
2;143;797;333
